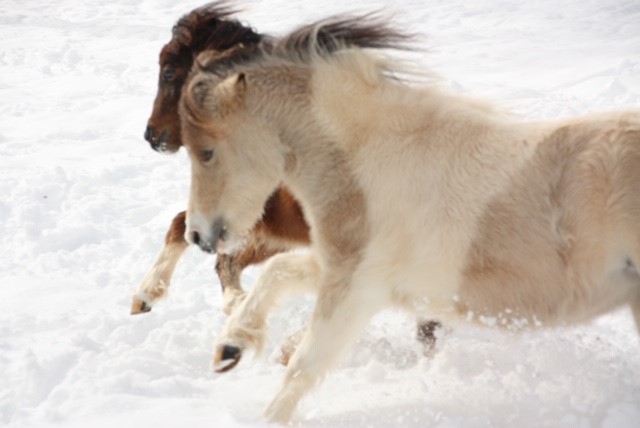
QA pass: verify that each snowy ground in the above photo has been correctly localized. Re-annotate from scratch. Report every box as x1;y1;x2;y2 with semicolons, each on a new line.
1;0;639;427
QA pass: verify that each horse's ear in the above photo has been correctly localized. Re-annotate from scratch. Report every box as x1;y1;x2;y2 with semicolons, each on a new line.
226;72;247;102
235;73;247;95
173;25;192;46
183;74;217;122
211;72;246;113
186;72;246;118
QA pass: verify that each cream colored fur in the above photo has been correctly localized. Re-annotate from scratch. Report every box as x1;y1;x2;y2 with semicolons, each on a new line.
180;47;640;423
132;239;187;309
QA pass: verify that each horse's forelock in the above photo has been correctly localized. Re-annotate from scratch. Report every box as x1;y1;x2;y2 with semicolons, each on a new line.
170;1;262;53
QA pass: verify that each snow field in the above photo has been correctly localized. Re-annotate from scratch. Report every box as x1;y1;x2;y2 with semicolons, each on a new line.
1;1;639;426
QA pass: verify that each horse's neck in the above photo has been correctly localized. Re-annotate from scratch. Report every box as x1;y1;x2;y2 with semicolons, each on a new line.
278;117;370;261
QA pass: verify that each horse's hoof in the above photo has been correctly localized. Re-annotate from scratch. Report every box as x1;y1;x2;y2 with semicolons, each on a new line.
130;297;152;315
213;344;242;372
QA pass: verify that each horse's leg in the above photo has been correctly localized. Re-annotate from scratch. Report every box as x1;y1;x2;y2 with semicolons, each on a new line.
275;327;308;366
215;232;296;316
213;252;321;371
630;242;640;335
214;253;245;316
131;211;189;314
622;216;640;334
415;319;443;357
264;273;385;423
632;300;640;334
216;189;311;316
275;320;443;367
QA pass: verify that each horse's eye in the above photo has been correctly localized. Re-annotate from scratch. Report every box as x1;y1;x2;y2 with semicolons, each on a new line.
162;68;176;81
201;149;214;162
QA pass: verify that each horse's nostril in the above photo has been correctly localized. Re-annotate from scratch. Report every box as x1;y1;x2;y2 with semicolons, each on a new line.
144;125;156;143
191;231;200;245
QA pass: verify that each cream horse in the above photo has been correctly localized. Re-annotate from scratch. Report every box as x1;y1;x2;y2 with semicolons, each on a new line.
179;15;640;423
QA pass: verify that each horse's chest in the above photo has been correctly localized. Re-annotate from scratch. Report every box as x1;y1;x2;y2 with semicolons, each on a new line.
368;225;473;315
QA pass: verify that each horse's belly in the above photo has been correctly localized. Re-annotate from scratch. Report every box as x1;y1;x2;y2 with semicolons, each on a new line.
455;251;639;327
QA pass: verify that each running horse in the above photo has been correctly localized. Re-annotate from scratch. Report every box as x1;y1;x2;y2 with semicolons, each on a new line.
179;14;640;423
131;2;441;355
132;2;301;317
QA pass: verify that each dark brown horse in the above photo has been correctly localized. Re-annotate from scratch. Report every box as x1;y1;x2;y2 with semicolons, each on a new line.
131;1;440;355
132;2;308;319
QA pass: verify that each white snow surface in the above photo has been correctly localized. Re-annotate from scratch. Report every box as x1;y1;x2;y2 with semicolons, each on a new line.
1;0;640;427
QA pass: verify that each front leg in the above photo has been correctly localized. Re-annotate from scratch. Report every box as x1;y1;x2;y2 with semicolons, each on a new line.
213;252;321;371
215;234;296;316
214;253;246;316
131;211;189;314
264;272;386;423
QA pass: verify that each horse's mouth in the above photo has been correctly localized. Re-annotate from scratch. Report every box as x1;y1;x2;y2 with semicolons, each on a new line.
191;217;229;254
196;241;216;254
149;131;170;152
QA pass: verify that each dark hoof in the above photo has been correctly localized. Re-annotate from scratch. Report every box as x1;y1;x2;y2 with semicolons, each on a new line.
416;320;442;357
130;297;152;315
213;345;242;373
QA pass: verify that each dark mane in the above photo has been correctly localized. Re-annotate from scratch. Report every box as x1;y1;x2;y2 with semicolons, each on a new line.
203;13;414;76
146;1;268;153
170;1;264;54
276;13;414;59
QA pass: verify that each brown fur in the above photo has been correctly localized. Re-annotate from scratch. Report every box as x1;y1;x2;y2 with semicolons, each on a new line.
144;1;263;153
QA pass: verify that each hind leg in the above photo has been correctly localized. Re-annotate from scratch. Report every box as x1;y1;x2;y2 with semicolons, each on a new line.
131;211;189;314
276;318;444;367
416;319;443;357
628;237;640;335
632;299;640;334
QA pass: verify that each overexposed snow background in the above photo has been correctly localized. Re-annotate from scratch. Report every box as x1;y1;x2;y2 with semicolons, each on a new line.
1;0;639;427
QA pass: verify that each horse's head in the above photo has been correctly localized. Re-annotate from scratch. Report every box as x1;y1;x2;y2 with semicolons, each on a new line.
178;13;411;254
144;2;263;153
179;69;288;254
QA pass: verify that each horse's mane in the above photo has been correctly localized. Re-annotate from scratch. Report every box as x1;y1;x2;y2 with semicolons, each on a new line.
169;1;264;54
203;13;414;76
275;13;413;60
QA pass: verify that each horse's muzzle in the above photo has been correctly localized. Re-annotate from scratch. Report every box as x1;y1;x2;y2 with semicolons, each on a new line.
191;217;228;254
144;125;169;152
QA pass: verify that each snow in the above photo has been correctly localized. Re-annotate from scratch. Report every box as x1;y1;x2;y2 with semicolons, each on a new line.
1;0;639;427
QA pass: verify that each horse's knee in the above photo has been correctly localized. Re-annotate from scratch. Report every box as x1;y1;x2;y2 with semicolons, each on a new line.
221;287;246;316
261;252;320;292
214;254;320;368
